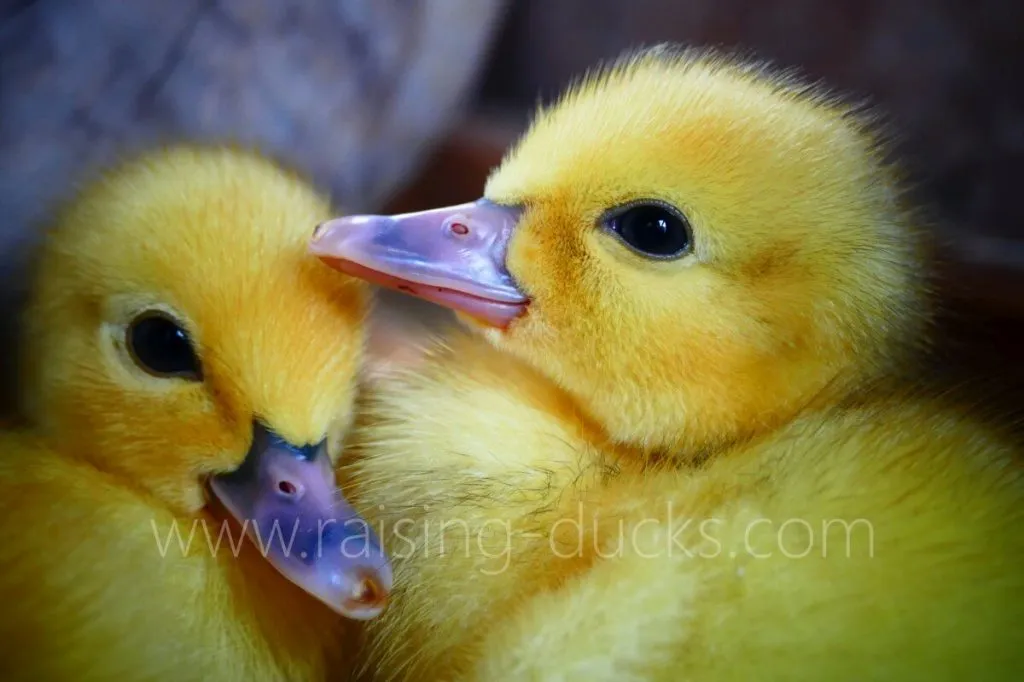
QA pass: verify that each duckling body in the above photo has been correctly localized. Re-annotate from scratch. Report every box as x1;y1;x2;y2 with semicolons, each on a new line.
314;46;1024;680
0;432;344;681
346;333;1024;681
0;146;389;681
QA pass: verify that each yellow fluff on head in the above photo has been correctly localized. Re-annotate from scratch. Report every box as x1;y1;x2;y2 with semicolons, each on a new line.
20;145;369;512
340;45;1024;681
1;145;373;681
482;44;931;457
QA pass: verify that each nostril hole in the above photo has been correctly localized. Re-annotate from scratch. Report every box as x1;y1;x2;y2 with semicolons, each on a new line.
449;221;469;236
312;222;326;239
278;480;298;496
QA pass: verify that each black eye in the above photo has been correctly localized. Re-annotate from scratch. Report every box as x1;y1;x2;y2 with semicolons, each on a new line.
126;312;202;380
606;202;691;259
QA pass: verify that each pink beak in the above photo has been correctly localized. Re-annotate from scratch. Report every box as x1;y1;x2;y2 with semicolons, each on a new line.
209;424;392;620
309;200;528;329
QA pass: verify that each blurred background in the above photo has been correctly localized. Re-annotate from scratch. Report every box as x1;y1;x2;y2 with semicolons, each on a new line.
2;0;1022;405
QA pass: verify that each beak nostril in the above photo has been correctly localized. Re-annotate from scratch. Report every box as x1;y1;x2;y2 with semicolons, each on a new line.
449;221;469;236
277;480;299;496
312;222;326;240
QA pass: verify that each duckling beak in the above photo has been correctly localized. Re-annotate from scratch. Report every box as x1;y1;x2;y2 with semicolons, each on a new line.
208;424;392;620
309;200;528;329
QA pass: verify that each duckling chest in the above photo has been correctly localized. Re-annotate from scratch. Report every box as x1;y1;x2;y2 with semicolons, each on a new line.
122;507;349;682
347;410;643;678
0;460;346;682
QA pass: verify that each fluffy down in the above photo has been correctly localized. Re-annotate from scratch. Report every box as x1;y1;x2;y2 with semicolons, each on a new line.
348;333;1024;681
0;146;374;681
321;46;1024;681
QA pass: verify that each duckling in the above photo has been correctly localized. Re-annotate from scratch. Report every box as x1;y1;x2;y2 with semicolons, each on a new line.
312;45;1024;681
0;146;391;681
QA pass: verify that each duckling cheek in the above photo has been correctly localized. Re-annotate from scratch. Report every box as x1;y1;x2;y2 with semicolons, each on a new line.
209;432;392;620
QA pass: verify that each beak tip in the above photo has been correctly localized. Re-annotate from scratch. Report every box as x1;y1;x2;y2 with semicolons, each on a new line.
338;567;392;619
309;221;336;254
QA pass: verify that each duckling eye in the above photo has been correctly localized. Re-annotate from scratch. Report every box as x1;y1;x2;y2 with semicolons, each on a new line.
606;202;691;259
126;312;202;381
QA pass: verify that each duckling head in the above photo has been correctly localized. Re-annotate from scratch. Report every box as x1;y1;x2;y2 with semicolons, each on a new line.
21;145;391;618
311;46;929;457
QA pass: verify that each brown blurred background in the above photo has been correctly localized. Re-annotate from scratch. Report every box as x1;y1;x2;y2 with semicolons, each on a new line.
2;0;1022;405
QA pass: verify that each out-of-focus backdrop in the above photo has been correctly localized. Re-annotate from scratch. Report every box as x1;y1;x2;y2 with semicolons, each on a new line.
2;0;1022;405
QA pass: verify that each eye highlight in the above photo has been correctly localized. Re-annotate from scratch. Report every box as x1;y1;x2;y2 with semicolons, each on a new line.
604;201;692;259
126;311;202;381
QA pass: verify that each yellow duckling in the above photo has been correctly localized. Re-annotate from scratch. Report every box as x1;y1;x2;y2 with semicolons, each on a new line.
0;146;391;681
314;46;1024;680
